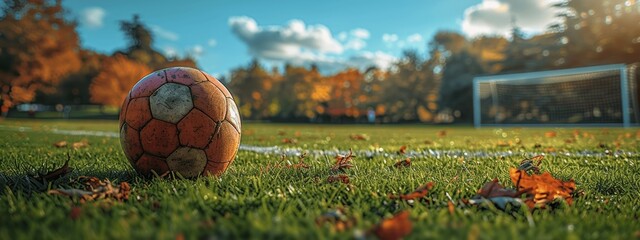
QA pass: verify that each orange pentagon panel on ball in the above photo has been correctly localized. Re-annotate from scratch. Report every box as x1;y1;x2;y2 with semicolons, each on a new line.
201;71;232;98
177;109;217;149
119;94;131;129
190;81;227;121
205;121;240;163
140;119;179;157
130;70;167;98
166;147;208;178
136;154;169;176
203;161;232;177
125;97;152;130
120;123;144;165
165;67;209;86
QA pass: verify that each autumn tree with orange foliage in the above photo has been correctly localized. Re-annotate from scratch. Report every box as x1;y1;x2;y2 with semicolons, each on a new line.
90;54;152;107
0;0;81;116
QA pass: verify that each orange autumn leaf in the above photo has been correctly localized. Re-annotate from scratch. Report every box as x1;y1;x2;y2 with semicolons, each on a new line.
509;168;576;207
327;174;350;184
372;211;412;240
349;134;369;141
331;149;354;171
447;201;455;215
393;158;411;168
544;131;557;138
53;140;68;148
282;138;298;144
389;182;434;200
477;179;528;198
436;130;447;138
397;145;407;155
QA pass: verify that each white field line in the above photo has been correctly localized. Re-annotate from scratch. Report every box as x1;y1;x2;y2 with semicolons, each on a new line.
1;125;635;159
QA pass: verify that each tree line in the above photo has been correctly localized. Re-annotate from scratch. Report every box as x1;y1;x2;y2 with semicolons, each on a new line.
2;0;639;123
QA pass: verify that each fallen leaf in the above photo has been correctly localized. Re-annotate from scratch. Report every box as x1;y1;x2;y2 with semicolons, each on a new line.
53;141;68;148
389;182;434;200
397;146;407;155
437;130;447;138
424;140;434;145
476;179;528;198
282;138;297;144
331;149;354;171
350;134;369;141
327;174;350;184
48;176;131;203
447;201;455;215
510;168;576;208
72;140;89;149
393;158;411;168
544;131;557;138
69;206;82;220
372;211;412;240
496;140;511;147
34;153;73;182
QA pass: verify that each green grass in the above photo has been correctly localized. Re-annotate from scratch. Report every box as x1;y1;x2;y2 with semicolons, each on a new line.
1;119;639;239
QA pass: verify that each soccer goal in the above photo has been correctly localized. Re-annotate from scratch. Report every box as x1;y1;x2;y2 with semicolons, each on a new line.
473;64;640;127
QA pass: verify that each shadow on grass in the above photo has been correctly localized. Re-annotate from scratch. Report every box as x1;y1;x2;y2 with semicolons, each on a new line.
0;170;137;196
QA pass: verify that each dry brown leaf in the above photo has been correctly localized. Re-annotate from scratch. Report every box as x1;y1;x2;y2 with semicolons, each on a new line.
372;211;412;240
447;201;455;215
397;146;407;155
331;149;354;171
72;140;89;149
53;141;68;148
389;182;434;200
34;154;73;182
327;174;350;184
48;177;131;203
282;138;297;144
393;158;411;168
350;134;369;141
69;206;82;220
476;179;528;198
544;131;557;138
437;130;447;138
509;168;576;208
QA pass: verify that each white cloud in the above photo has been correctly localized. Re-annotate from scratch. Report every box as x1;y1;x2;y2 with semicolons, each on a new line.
188;45;204;58
208;39;218;47
461;0;561;38
350;28;370;39
150;24;179;41
162;46;178;58
407;34;423;43
229;16;394;73
80;7;106;28
229;16;343;61
344;38;366;50
337;32;348;41
382;33;398;43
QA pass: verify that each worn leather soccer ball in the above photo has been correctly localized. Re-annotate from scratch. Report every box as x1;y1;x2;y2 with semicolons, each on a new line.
119;67;241;177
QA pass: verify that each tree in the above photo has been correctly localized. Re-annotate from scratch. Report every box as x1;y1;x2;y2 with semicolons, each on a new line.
228;59;278;119
382;50;440;122
0;0;81;116
90;54;152;107
551;0;640;67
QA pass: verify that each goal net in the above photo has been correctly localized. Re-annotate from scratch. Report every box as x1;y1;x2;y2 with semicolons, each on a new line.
473;64;639;127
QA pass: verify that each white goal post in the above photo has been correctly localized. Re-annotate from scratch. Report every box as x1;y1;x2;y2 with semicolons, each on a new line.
473;64;639;127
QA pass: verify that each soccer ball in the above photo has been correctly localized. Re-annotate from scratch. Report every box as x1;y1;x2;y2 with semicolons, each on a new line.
119;67;241;177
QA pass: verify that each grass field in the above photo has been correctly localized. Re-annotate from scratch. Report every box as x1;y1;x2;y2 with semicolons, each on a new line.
1;119;639;239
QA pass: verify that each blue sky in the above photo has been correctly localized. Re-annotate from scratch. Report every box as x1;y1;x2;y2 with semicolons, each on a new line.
62;0;561;77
